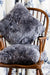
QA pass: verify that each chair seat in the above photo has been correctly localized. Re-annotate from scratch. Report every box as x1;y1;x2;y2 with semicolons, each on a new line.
0;61;44;69
0;44;47;65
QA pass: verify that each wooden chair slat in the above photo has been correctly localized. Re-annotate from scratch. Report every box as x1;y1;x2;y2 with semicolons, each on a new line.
36;11;38;18
40;12;42;22
37;40;39;45
43;16;45;26
32;10;34;16
34;41;35;45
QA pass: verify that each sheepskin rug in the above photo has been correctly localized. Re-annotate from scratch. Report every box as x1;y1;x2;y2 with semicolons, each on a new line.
0;3;47;65
0;3;44;44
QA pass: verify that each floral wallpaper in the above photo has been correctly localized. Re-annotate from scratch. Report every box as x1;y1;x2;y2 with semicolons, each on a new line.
0;0;6;20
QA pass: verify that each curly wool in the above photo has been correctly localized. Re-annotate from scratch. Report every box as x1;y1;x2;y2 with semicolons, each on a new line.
0;44;40;65
0;3;44;44
0;3;47;65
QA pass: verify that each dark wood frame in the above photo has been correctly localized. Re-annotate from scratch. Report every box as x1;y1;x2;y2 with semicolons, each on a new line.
0;8;49;75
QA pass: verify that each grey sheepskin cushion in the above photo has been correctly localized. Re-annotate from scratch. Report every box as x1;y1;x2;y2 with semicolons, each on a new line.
0;44;47;65
0;44;40;65
0;3;45;44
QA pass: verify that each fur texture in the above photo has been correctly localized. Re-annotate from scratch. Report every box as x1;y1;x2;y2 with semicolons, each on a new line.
0;3;47;65
0;44;47;65
0;44;40;65
0;3;44;44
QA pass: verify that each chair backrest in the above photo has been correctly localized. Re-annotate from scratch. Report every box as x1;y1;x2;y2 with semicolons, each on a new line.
27;8;49;48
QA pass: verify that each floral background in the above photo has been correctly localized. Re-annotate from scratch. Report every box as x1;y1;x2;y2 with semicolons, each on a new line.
0;0;50;75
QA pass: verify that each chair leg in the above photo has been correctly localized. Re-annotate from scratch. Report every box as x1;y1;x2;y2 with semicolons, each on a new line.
25;69;27;75
8;68;12;75
36;69;40;75
39;69;43;75
16;69;19;75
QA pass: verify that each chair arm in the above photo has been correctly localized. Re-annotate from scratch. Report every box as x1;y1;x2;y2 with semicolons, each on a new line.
38;36;46;61
38;36;46;40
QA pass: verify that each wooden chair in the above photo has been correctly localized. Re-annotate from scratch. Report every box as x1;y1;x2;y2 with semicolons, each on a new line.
0;8;49;75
